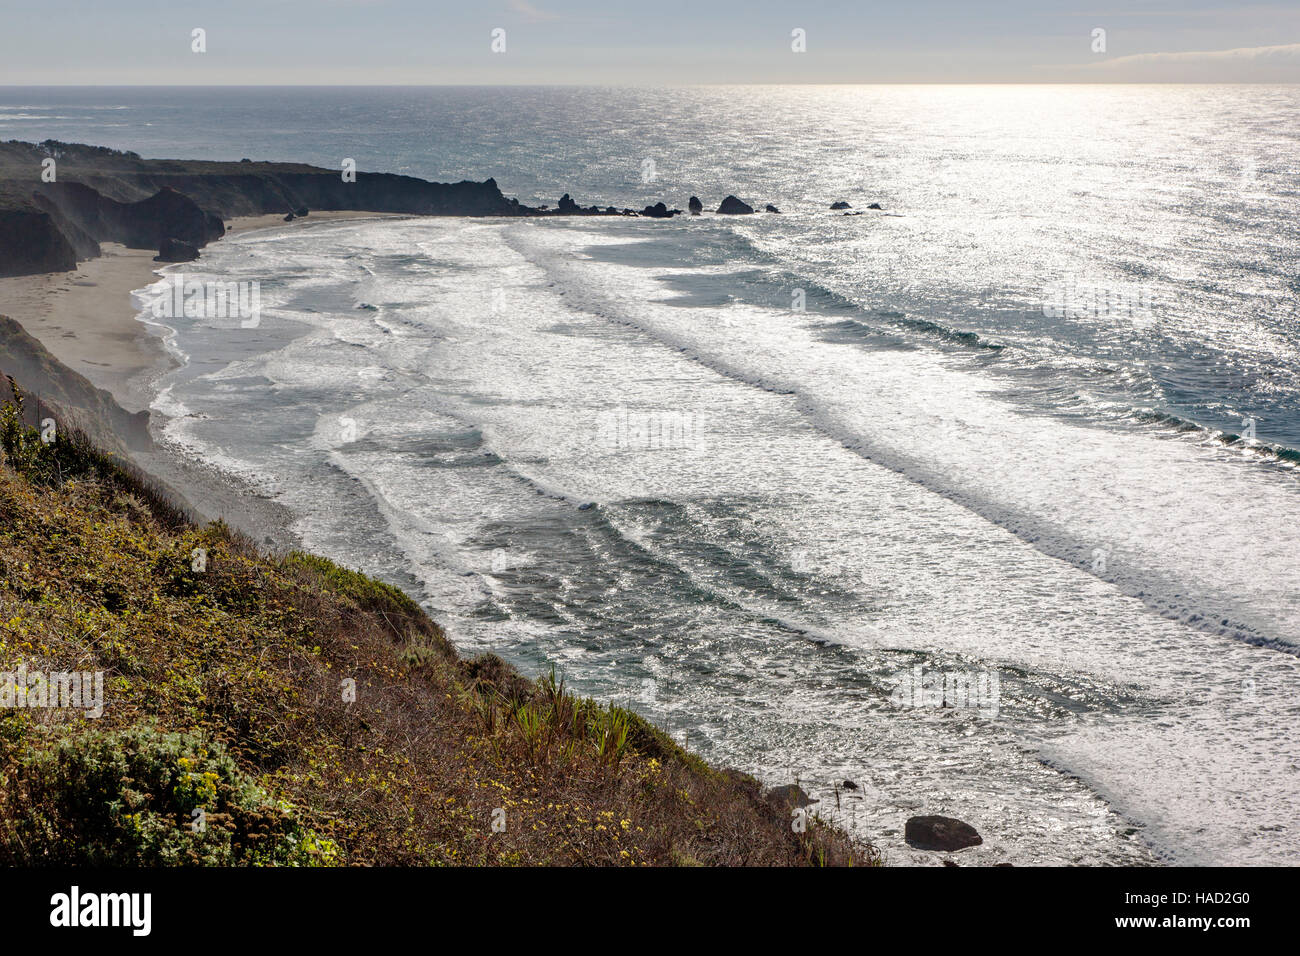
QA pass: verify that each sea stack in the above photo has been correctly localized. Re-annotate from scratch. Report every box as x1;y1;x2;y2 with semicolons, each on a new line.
717;195;754;215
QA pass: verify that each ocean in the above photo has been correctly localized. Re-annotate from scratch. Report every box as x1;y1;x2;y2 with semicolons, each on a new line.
4;85;1299;865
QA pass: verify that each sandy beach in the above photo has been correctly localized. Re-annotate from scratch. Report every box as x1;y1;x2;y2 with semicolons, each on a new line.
225;210;407;237
0;243;170;413
0;210;406;413
0;209;404;541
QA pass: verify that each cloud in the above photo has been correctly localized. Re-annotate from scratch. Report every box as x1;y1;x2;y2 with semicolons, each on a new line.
509;0;558;21
1081;42;1300;81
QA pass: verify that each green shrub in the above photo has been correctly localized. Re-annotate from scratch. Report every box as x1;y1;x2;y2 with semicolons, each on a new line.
282;551;425;619
0;397;188;528
0;724;337;866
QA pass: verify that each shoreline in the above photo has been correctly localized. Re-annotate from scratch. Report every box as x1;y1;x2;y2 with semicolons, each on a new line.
0;210;406;545
0;142;892;870
0;243;170;414
0;210;406;412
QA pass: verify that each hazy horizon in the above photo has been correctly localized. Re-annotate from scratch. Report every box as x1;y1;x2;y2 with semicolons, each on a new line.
2;1;1299;85
4;81;1300;87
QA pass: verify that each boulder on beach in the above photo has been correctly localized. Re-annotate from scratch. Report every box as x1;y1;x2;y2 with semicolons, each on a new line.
688;196;703;215
283;212;295;222
765;784;818;810
640;201;674;218
904;815;983;851
154;237;199;262
765;204;781;213
867;203;883;210
842;779;858;790
295;206;309;217
830;201;851;210
717;195;754;215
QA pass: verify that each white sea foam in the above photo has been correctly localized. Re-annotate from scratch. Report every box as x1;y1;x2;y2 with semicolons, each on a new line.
130;212;1300;866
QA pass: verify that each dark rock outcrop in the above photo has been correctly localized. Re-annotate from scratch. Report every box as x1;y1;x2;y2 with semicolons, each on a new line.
717;195;754;215
904;815;983;851
867;202;883;210
0;141;535;277
765;204;781;213
688;196;703;215
155;237;200;262
34;182;222;251
0;141;763;277
830;201;851;210
0;208;79;276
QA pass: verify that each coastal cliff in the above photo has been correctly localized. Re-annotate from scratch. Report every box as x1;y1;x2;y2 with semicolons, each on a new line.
0;143;879;866
0;315;151;454
0;141;636;278
0;374;875;866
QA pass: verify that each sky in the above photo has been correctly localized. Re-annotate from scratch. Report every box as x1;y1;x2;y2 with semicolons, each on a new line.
1;0;1299;84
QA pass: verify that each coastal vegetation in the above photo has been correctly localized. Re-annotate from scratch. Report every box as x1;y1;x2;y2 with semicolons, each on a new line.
0;376;877;866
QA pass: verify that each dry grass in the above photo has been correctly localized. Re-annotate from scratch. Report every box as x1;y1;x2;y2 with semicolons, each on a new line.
0;388;878;867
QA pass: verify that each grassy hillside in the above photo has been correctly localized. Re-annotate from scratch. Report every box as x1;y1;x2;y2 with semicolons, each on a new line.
0;380;876;867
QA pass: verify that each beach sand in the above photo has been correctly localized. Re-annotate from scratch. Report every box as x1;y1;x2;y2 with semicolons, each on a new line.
0;209;404;544
0;210;404;411
0;243;170;413
225;210;406;236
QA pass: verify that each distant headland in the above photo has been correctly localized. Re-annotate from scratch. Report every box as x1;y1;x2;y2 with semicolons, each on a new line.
0;140;787;278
